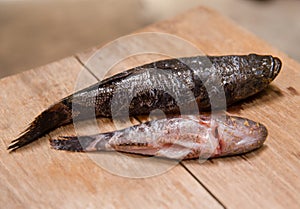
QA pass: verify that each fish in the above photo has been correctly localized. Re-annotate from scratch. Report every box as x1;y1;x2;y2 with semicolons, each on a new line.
50;114;268;160
8;54;281;151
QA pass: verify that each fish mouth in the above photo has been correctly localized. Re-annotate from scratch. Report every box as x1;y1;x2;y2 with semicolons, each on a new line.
271;57;282;80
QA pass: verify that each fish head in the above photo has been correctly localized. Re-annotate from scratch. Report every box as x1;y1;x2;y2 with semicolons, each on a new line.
248;54;282;81
213;115;268;157
229;54;282;101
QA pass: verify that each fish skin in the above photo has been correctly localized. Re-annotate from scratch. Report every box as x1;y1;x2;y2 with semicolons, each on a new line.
50;114;268;160
8;54;281;151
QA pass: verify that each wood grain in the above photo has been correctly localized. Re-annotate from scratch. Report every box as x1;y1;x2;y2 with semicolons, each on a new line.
1;6;300;209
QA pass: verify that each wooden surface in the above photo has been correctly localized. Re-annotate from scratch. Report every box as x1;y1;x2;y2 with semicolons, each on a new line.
1;6;300;209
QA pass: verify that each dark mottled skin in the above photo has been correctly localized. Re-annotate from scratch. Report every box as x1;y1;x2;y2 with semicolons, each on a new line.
8;54;281;151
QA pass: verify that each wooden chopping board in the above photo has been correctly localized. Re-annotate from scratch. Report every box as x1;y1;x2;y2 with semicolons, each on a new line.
1;6;299;209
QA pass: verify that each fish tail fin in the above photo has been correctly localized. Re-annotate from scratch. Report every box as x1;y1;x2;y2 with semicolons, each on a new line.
50;136;84;152
8;102;72;152
50;135;104;152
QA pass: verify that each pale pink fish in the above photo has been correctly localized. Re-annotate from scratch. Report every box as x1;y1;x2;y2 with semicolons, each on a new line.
50;114;267;160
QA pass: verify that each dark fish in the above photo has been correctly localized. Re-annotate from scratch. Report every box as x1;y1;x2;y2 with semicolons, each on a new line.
50;114;268;160
8;54;281;151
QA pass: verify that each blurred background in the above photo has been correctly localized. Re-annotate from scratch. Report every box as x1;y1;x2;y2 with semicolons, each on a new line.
0;0;299;78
